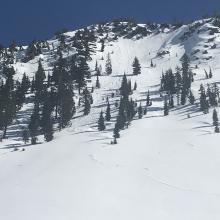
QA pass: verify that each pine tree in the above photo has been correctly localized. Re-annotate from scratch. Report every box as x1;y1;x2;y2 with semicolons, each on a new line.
113;137;117;144
21;72;30;93
138;103;143;119
29;101;40;144
188;90;195;104
69;56;78;83
181;89;187;105
90;95;93;104
205;69;209;79
105;101;111;121
84;93;91;115
74;57;90;94
60;88;75;128
34;60;46;94
113;123;120;139
127;98;136;121
151;59;154;68
164;96;169;116
15;82;26;109
181;54;191;91
176;91;180;106
105;52;112;75
175;66;182;94
44;113;54;142
95;75;100;88
120;74;129;98
146;90;151;106
98;111;105;131
199;84;209;113
95;60;98;72
132;57;141;75
161;69;176;94
209;68;213;79
213;109;219;133
96;66;101;76
169;95;174;108
1;66;17;138
133;81;137;90
22;129;29;144
128;80;132;95
41;93;54;141
144;106;147;115
100;39;105;52
213;83;219;102
116;97;127;129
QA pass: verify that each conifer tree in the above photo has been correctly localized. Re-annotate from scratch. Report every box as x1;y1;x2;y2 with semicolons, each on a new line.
181;89;187;105
175;66;182;94
53;55;75;127
134;81;137;90
164;96;169;116
169;95;174;108
95;60;98;72
176;91;180;106
138;103;143;119
213;83;219;102
144;105;147;115
127;98;136;122
204;69;209;79
181;54;191;91
128;80;132;95
120;74;129;98
73;57;90;94
83;93;91;115
59;87;75;129
132;57;141;75
15;81;26;109
29;101;40;144
151;59;154;68
90;95;93;104
95;75;100;88
1;66;17;138
209;68;213;79
98;111;105;131
116;97;127;129
69;56;78;82
105;52;112;75
199;84;209;113
188;90;195;104
100;39;105;52
113;137;117;144
113;123;120;139
41;93;54;141
146;90;151;106
43;113;54;142
105;101;111;121
96;66;101;76
161;69;176;94
22;129;29;144
213;109;219;133
34;60;46;94
21;72;30;93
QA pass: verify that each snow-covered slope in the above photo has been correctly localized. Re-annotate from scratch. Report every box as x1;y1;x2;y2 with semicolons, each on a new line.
1;17;220;220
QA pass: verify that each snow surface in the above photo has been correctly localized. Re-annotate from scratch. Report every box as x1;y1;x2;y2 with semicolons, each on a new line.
1;19;220;219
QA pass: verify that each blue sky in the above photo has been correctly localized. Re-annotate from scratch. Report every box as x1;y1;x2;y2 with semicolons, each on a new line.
1;0;220;46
